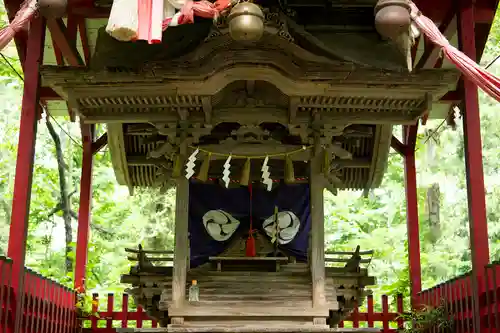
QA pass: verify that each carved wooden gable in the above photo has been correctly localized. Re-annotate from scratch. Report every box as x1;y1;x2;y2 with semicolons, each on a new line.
40;11;460;192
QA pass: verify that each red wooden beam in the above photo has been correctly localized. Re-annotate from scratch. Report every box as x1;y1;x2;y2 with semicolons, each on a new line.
416;9;457;69
39;87;63;101
47;18;85;67
51;38;64;65
474;7;497;23
440;90;461;103
403;124;422;304
7;16;46;333
458;0;490;330
404;124;418;151
458;0;490;277
77;17;92;65
74;123;94;292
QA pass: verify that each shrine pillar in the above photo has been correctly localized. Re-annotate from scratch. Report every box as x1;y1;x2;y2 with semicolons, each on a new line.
458;0;489;330
309;136;326;314
6;16;46;333
74;124;94;292
403;125;422;303
458;0;490;276
171;138;189;324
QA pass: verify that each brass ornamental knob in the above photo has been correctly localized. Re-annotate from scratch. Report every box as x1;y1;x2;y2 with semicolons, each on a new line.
227;2;265;42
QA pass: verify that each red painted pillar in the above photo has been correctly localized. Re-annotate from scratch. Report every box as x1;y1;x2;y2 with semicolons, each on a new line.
403;125;422;304
6;17;46;333
458;1;489;331
74;124;94;292
458;0;490;277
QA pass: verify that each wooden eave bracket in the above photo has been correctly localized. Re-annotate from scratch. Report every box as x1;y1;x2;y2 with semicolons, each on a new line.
47;18;85;67
391;124;419;157
92;133;108;155
391;136;407;157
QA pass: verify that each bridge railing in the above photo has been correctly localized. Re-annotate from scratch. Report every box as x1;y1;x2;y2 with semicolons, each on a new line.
417;262;500;332
0;256;78;333
83;293;407;332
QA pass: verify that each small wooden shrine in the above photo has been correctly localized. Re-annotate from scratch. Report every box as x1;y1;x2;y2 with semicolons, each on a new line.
36;0;462;331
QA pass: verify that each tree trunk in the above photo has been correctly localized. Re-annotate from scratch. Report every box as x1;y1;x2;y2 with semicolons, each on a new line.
46;118;73;273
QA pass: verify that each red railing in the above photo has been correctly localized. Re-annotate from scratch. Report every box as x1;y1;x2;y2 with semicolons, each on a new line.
85;293;407;332
0;256;78;333
417;262;500;332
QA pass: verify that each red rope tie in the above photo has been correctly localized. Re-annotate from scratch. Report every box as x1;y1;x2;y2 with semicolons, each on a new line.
0;0;38;52
409;1;500;102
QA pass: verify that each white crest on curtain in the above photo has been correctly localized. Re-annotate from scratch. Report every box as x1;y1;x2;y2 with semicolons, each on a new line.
202;210;240;242
262;211;300;244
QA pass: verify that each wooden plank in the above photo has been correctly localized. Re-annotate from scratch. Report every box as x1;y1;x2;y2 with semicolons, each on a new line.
125;248;173;254
325;250;373;255
80;108;420;125
168;302;331;317
209;256;289;261
324;258;371;264
127;256;173;262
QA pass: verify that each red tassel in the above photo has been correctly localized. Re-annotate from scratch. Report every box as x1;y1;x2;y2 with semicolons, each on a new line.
246;183;256;257
245;233;256;257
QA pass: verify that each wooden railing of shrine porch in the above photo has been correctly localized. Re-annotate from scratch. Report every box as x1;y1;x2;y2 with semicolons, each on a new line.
0;256;78;333
416;261;500;332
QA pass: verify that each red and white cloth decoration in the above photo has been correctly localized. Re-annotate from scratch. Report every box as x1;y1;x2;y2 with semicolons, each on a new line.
106;0;231;43
162;0;231;29
0;0;38;52
409;1;500;103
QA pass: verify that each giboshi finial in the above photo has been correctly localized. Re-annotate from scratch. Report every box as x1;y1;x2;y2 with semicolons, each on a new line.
227;2;265;42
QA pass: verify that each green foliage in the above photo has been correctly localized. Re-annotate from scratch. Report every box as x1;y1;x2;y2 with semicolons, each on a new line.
398;301;453;333
75;292;100;318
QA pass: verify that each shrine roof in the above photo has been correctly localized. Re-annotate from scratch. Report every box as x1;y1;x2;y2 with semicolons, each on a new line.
3;0;488;118
4;0;492;192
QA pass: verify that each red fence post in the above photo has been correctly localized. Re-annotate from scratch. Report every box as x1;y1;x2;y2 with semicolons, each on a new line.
0;258;7;332
396;294;404;330
121;294;129;328
492;265;500;332
91;293;98;330
6;16;46;333
381;295;389;333
367;295;374;328
137;306;144;328
403;125;423;302
74;124;94;293
352;300;359;328
106;294;114;329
